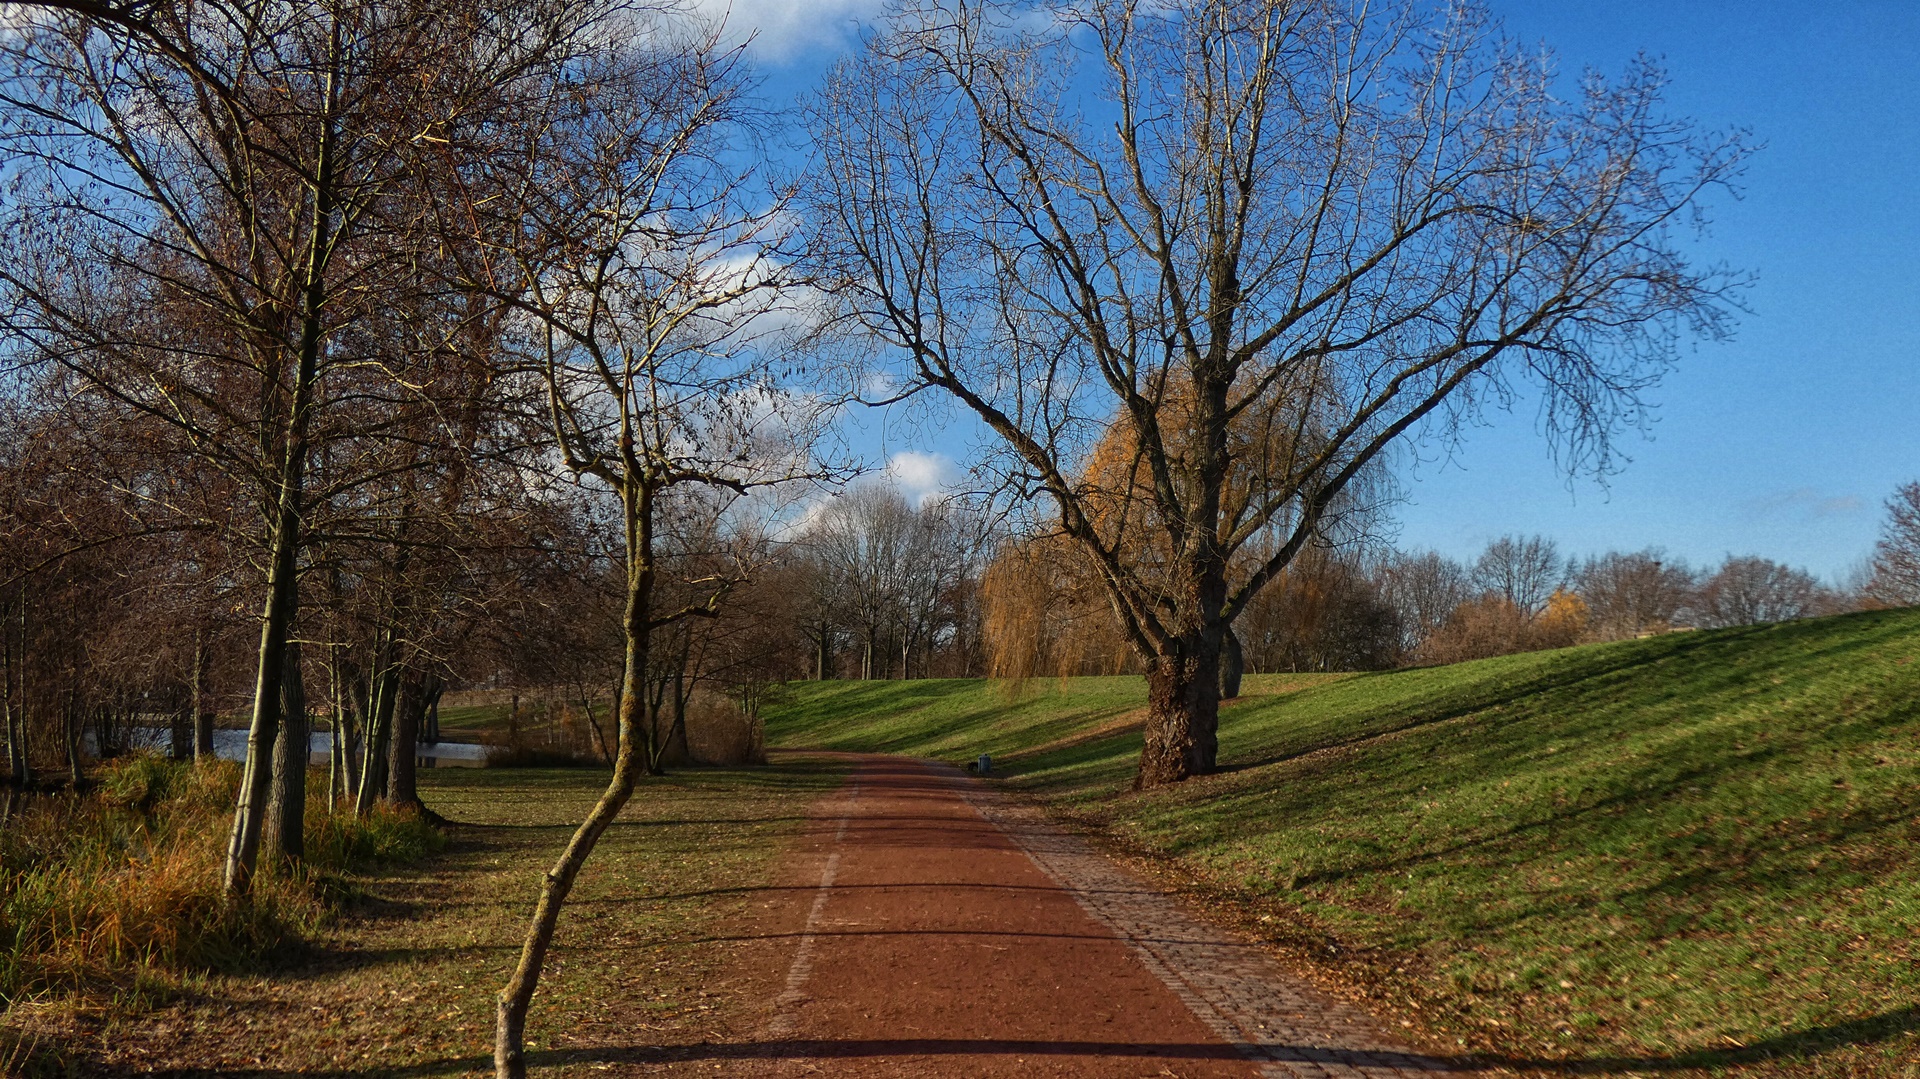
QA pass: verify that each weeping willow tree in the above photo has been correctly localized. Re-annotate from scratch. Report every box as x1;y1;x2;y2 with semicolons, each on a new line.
980;376;1388;689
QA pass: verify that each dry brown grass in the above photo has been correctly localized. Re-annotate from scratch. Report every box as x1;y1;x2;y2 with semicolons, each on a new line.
1;755;442;1016
6;759;847;1076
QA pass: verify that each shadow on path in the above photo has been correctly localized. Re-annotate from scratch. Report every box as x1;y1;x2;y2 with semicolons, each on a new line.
142;1002;1920;1077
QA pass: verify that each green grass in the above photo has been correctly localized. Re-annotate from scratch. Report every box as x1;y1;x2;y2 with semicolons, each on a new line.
435;701;516;733
768;609;1920;1077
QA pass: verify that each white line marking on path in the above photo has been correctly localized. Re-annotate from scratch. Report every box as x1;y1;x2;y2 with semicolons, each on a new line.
761;777;860;1039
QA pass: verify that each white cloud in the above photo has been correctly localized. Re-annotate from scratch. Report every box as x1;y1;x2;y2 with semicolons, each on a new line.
776;449;960;540
689;0;886;61
884;449;958;506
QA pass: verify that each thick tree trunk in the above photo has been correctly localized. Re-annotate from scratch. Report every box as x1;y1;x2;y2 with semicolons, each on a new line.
265;641;307;865
386;674;421;809
1135;644;1221;789
496;483;656;1079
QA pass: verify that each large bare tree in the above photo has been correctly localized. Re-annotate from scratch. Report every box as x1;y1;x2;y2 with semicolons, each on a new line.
805;0;1748;786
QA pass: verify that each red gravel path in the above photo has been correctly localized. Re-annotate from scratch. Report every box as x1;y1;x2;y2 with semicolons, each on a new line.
743;755;1476;1079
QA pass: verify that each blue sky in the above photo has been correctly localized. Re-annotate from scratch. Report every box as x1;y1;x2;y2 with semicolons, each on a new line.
727;1;1919;580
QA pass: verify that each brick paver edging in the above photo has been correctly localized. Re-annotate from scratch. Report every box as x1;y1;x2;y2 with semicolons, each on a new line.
947;767;1480;1079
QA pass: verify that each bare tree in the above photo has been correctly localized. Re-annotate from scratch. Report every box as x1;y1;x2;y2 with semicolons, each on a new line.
1377;550;1471;656
448;13;830;1074
1697;554;1820;627
807;486;918;678
1237;549;1401;673
805;0;1747;786
1867;482;1920;607
1472;535;1564;616
0;0;598;892
1572;549;1697;640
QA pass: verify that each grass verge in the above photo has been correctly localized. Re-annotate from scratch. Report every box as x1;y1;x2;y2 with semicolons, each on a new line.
769;608;1920;1077
5;760;847;1076
1;756;441;1012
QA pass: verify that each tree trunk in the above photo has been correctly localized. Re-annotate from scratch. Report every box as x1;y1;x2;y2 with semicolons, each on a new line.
169;701;191;761
191;629;215;762
356;655;397;815
222;42;335;894
814;620;831;680
344;671;367;802
577;683;613;767
664;668;689;766
422;678;442;743
3;595;27;787
225;556;291;893
3;681;20;787
496;482;655;1079
63;685;82;788
265;640;307;866
326;645;344;810
1219;628;1245;701
386;673;421;810
1135;644;1221;789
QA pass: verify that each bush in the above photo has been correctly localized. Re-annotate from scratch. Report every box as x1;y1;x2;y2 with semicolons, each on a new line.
686;690;765;766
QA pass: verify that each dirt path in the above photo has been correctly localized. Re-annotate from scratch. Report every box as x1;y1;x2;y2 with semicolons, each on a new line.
738;755;1475;1079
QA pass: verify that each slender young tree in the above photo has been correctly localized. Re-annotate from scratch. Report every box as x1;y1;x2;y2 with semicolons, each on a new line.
447;12;832;1074
805;0;1748;785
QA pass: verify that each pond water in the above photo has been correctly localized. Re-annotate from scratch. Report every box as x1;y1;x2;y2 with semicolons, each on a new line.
103;728;493;768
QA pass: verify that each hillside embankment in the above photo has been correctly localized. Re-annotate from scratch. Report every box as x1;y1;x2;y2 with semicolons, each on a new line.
767;608;1920;1077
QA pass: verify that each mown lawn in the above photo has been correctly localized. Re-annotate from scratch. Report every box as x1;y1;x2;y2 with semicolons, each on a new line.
768;608;1920;1077
8;762;847;1077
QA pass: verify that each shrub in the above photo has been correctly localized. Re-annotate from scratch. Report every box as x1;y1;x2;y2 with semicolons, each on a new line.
686;690;766;766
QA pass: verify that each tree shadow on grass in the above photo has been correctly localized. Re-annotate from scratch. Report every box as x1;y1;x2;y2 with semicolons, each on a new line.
1481;1004;1920;1074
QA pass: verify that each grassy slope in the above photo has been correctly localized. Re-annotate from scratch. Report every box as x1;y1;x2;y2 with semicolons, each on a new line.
767;609;1920;1075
